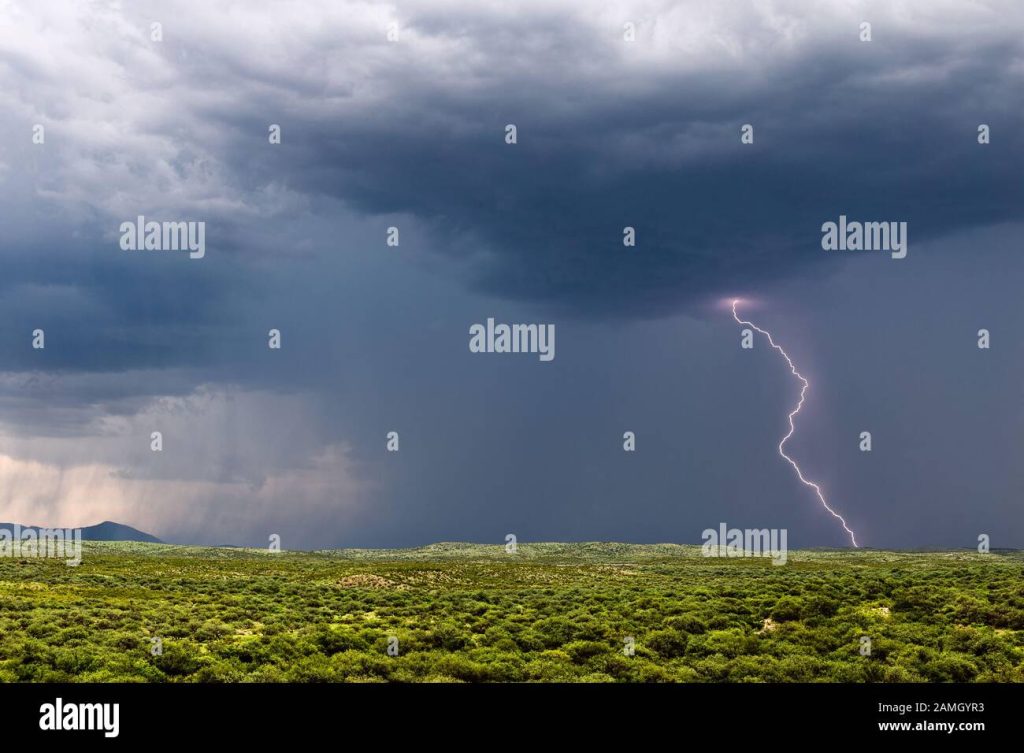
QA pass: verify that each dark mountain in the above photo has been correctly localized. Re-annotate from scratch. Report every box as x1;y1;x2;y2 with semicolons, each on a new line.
0;520;162;543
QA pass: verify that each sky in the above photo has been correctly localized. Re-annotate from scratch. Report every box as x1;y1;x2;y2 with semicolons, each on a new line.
0;0;1021;549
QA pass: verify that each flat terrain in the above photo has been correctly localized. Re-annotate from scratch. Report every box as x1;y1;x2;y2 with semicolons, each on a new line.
0;542;1021;682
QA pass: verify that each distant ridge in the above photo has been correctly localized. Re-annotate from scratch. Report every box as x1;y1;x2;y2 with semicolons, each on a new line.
0;520;162;544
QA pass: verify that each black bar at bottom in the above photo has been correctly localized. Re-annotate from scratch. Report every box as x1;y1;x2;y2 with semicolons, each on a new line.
1;682;1015;742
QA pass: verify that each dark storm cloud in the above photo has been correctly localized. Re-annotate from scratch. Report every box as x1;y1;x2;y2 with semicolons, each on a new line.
3;0;1022;332
1;1;1022;548
207;6;1024;317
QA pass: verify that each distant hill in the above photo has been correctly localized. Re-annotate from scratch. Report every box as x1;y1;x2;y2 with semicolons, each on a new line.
0;520;162;544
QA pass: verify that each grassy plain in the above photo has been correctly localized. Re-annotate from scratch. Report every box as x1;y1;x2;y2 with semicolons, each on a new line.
0;542;1021;682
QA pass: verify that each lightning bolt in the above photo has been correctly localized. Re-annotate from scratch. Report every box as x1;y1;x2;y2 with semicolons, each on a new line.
731;299;859;547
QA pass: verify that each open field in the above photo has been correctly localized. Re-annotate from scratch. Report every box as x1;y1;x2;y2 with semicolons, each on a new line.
0;543;1022;682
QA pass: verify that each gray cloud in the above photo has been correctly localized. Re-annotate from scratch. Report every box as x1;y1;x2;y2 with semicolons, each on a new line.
0;1;1021;547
